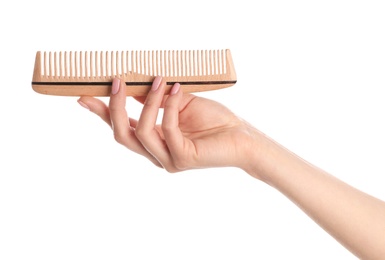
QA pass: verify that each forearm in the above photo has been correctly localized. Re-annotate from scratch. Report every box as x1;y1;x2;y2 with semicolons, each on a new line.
244;131;385;259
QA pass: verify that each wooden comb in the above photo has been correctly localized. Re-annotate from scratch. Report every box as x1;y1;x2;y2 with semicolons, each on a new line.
32;49;237;96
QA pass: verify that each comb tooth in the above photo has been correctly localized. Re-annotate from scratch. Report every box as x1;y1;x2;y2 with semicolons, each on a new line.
209;50;213;75
115;50;118;76
187;50;190;76
226;49;235;77
203;50;209;75
141;50;144;75
181;50;185;76
117;51;120;76
145;50;148;75
68;51;71;78
107;51;110;76
223;49;226;74
149;51;152;76
80;51;83;77
155;50;158;76
43;51;47;77
180;50;183;76
192;50;195;76
60;51;63;78
185;50;188;77
109;51;113;77
84;51;90;78
162;50;166;76
161;50;165;76
180;50;184;76
168;50;172;77
100;51;104;77
175;50;178;77
137;50;140;74
156;51;162;75
94;51;98;78
210;50;214;75
58;52;61;78
96;51;103;78
106;51;110;77
165;50;169;77
112;51;115;76
166;50;170;76
153;50;156;76
54;52;57;77
196;50;200;76
201;50;205;75
134;50;137;74
130;50;134;74
219;49;222;74
135;50;139;74
159;50;162;76
85;51;88;78
64;51;67;78
180;50;184;77
54;51;58;77
127;50;130;76
118;51;121;76
179;50;183;76
83;51;86;78
191;50;194;76
80;51;83;78
143;50;147;75
120;51;124;77
119;51;122;76
152;50;155;76
114;51;117;76
92;51;96;78
164;50;168;76
106;51;109;77
90;51;93;78
74;51;76;77
76;51;79;78
213;50;217;75
48;52;52;77
32;51;42;82
105;51;108;77
129;50;133;74
154;51;160;76
173;50;176;77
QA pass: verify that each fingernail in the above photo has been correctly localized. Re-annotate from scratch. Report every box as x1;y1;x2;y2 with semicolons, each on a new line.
77;100;90;110
152;76;162;91
111;78;120;95
170;83;180;95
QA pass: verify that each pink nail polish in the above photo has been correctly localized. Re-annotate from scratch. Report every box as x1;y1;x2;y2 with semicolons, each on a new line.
78;100;90;110
170;83;180;95
152;76;162;91
111;78;120;95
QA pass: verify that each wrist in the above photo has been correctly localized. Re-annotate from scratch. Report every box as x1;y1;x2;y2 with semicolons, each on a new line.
239;126;286;184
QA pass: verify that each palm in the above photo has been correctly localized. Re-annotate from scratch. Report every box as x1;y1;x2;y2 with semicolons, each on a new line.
158;95;244;168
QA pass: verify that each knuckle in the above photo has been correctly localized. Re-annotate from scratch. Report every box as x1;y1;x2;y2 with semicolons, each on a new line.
134;128;147;140
172;157;190;171
113;131;125;144
161;123;174;133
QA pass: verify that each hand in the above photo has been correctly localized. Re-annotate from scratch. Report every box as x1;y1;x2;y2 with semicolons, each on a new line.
77;76;257;173
78;76;385;259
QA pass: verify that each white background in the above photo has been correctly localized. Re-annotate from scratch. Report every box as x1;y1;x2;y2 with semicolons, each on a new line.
1;1;384;259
